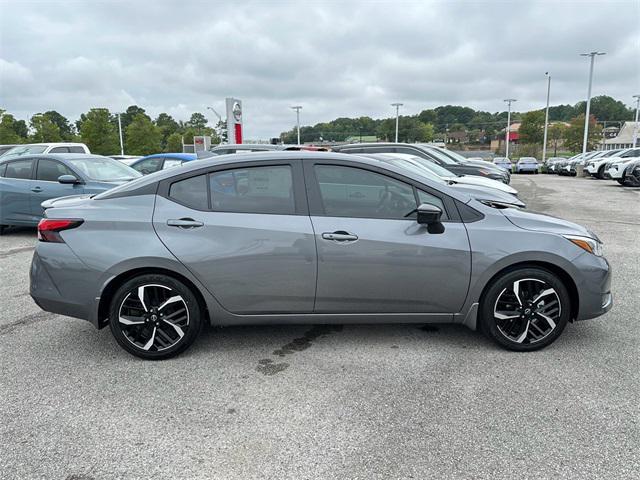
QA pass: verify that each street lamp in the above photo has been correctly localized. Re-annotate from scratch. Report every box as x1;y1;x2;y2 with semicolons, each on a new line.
116;113;124;155
580;51;606;154
207;106;225;143
503;99;517;159
542;73;551;164
632;94;640;148
391;103;403;142
291;106;302;145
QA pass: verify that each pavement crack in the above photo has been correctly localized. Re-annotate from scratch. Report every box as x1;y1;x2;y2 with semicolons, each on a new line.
0;311;55;336
0;246;35;259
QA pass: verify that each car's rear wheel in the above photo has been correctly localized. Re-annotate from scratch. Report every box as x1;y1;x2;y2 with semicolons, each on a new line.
480;268;570;351
108;274;202;359
616;178;626;185
597;165;606;179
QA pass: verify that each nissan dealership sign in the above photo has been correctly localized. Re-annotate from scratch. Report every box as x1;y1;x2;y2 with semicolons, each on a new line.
225;97;243;144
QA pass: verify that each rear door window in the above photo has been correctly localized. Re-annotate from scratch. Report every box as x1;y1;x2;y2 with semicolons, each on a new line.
68;146;86;153
4;159;34;179
163;159;183;169
48;147;70;153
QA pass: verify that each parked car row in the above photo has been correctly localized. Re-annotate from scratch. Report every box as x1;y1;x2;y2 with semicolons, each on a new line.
545;147;640;186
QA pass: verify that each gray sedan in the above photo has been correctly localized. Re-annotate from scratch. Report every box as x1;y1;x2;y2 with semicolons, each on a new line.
30;152;612;359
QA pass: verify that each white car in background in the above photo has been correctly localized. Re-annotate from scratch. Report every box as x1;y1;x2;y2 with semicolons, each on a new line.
585;148;626;178
606;148;640;184
2;142;91;156
373;153;519;196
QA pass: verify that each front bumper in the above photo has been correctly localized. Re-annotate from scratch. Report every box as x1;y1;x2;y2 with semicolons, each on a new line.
573;252;612;321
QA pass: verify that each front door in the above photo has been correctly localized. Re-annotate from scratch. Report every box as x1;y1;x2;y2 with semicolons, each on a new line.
153;162;317;314
31;158;84;219
305;163;471;313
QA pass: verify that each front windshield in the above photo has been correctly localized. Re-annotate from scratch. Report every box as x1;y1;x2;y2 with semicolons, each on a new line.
67;157;141;182
401;155;456;177
417;146;458;165
430;147;469;163
4;145;48;156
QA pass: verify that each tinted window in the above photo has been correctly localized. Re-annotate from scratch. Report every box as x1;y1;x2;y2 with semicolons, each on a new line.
36;159;75;182
0;163;6;177
209;166;294;214
49;147;70;153
315;165;416;219
169;175;208;210
4;159;34;179
133;158;163;174
68;146;86;153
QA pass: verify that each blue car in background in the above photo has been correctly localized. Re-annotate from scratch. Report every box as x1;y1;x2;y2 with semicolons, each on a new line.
129;153;197;175
0;154;140;234
515;157;539;174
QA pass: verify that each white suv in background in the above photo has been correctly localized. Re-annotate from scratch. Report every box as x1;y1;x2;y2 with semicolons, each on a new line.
1;142;91;157
606;147;640;184
585;149;626;179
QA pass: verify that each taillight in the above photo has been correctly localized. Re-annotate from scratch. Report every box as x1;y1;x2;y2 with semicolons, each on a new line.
37;218;84;243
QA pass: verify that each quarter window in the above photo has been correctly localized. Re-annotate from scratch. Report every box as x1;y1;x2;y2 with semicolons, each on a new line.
4;159;34;179
169;174;208;210
209;166;294;214
36;159;75;182
314;165;417;219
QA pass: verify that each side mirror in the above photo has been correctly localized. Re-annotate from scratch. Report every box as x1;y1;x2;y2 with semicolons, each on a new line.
416;203;442;225
58;174;80;184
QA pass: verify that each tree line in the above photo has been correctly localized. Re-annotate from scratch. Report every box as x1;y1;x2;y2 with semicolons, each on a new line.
0;106;221;155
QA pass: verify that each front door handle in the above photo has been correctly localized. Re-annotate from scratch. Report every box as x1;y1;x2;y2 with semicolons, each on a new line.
167;218;204;229
321;231;358;242
31;187;42;193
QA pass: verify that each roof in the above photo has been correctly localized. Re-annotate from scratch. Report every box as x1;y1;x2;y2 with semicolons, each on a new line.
604;122;639;145
139;153;197;161
0;153;106;164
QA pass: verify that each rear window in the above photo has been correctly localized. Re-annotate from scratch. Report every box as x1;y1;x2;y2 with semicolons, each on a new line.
4;159;34;179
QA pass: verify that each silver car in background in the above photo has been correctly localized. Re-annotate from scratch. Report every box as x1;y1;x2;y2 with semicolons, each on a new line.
30;152;612;359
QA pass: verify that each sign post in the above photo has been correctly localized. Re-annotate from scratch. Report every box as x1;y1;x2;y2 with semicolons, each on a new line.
225;98;243;144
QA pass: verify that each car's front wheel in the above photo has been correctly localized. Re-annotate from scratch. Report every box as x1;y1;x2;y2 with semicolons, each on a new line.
480;268;570;351
108;274;203;359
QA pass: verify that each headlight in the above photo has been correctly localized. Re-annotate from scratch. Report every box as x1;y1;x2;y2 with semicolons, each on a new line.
563;235;603;256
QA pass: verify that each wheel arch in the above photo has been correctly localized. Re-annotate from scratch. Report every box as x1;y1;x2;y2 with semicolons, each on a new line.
97;267;210;329
478;260;579;322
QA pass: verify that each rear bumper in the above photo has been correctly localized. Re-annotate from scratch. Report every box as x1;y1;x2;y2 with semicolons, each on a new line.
30;245;99;326
573;252;612;321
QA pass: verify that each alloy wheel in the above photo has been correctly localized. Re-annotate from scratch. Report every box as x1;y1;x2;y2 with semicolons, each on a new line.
493;278;561;344
117;284;190;352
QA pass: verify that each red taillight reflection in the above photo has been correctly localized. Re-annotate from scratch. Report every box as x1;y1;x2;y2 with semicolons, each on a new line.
37;219;84;243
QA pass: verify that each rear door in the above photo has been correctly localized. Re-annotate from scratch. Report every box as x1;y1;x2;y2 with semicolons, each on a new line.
0;158;36;224
30;158;84;219
304;161;471;314
153;160;317;314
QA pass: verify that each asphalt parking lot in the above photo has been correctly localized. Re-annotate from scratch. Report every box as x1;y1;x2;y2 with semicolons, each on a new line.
1;174;638;480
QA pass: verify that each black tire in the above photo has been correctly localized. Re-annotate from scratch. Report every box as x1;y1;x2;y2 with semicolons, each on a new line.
597;165;606;179
616;178;625;185
479;268;570;351
0;225;6;236
108;274;203;359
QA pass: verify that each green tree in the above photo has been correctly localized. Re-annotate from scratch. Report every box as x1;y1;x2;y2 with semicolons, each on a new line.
42;110;74;140
125;113;162;155
548;123;567;156
574;95;634;122
79;108;120;155
564;114;602;153
120;105;149;131
187;112;208;132
0;110;28;144
519;110;546;144
155;113;180;150
29;113;63;143
165;132;183;152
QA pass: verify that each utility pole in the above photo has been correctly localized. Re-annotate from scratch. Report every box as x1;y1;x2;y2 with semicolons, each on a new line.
117;113;124;155
504;99;517;159
291;106;302;145
207;106;225;143
542;73;551;163
580;51;606;154
632;95;640;148
391;103;403;142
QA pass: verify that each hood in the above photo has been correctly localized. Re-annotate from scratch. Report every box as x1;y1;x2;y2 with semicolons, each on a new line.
453;175;518;195
450;184;525;208
500;207;597;240
41;194;94;210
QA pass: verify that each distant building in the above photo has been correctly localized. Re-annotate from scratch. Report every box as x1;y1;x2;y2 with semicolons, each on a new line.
490;122;521;151
602;122;639;150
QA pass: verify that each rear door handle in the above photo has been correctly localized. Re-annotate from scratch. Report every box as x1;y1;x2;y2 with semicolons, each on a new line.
167;218;204;229
31;187;42;193
321;231;358;242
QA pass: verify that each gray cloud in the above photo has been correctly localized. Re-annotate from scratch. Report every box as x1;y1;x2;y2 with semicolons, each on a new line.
1;0;638;139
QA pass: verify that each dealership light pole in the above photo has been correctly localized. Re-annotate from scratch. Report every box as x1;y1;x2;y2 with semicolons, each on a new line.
291;106;302;145
207;106;225;143
580;51;606;154
632;94;640;148
542;73;551;164
503;99;516;159
391;103;403;142
117;113;124;155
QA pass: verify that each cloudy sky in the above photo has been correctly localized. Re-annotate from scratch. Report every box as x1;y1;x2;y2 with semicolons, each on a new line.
1;0;638;138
